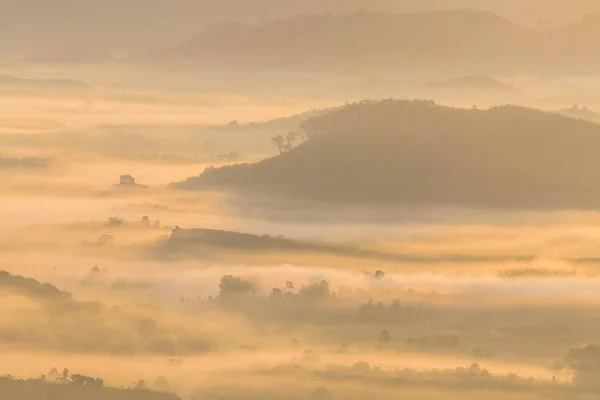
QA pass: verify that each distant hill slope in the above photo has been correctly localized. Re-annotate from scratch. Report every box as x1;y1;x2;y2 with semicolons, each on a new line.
0;376;180;400
176;99;600;210
155;227;532;264
0;74;92;91
0;270;72;301
208;109;324;133
23;49;114;64
0;270;212;355
556;105;600;125
0;155;48;169
154;11;600;74
423;74;520;92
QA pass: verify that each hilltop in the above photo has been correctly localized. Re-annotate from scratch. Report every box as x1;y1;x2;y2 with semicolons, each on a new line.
154;227;530;264
556;105;600;125
422;74;519;92
0;270;72;302
0;375;180;400
176;99;600;210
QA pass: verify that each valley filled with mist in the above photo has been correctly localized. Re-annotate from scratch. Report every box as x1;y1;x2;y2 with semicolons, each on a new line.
3;1;600;399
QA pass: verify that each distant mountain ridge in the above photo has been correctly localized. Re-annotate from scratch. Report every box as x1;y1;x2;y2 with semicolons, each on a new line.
4;1;600;59
423;75;520;92
0;270;71;301
176;99;600;210
0;74;92;91
152;10;600;75
556;105;600;125
155;227;532;264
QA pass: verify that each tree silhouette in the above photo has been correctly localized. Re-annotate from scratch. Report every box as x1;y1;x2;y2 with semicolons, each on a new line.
55;369;71;385
271;135;286;154
272;132;300;153
378;329;392;345
133;380;148;390
373;270;385;280
119;175;136;185
71;374;104;387
285;132;299;151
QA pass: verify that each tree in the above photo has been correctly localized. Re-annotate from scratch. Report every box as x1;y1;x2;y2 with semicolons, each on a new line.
378;329;392;345
299;280;331;302
563;344;600;388
272;132;300;153
285;132;299;151
71;374;104;387
47;368;59;382
119;174;136;185
271;135;286;154
373;270;385;280
96;234;114;246
133;380;147;390
269;287;283;301
364;270;385;281
153;376;171;392
218;275;254;297
55;368;71;385
304;129;322;141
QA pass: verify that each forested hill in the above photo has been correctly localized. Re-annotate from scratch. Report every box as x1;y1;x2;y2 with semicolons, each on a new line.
0;375;181;400
176;99;600;210
0;270;72;301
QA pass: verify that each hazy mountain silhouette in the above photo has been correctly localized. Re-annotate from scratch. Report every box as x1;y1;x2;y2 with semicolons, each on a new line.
155;227;532;264
0;155;48;169
176;99;600;210
0;375;181;400
153;10;600;75
3;1;600;58
0;270;72;302
23;49;114;64
422;75;519;92
155;10;527;72
0;74;92;91
209;109;324;133
556;105;600;124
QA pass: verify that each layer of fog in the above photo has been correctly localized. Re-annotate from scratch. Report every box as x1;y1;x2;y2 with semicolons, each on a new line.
3;49;600;400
